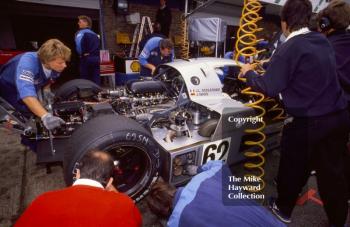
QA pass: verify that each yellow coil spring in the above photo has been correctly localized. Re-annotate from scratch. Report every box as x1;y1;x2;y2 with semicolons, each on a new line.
263;97;286;121
235;0;266;192
180;15;190;59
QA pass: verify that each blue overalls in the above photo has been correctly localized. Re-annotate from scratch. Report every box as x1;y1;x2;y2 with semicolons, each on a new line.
0;52;60;151
0;52;59;116
168;161;286;227
138;37;174;77
75;28;100;85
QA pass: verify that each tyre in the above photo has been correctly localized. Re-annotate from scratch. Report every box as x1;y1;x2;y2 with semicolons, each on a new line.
54;79;101;101
64;114;161;202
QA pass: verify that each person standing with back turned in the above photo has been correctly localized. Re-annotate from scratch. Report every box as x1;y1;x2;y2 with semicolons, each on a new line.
75;15;100;85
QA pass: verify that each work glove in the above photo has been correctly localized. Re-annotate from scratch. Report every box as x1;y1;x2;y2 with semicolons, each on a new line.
41;113;65;131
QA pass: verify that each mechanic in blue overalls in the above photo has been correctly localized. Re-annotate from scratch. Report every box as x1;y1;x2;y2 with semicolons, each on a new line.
138;37;174;77
147;161;286;227
75;15;100;85
0;39;70;141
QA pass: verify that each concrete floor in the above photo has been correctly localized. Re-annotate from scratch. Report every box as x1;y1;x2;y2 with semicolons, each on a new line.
0;127;349;227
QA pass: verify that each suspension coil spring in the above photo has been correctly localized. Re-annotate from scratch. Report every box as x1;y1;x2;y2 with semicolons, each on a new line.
263;97;287;121
180;15;190;59
235;0;266;192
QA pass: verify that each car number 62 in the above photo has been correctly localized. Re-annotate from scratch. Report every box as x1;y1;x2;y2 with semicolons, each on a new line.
201;138;231;164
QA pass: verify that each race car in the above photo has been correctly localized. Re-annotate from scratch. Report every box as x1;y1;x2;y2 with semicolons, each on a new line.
0;58;282;201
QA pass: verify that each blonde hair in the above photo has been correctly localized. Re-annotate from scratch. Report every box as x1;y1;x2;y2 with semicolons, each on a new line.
37;39;71;64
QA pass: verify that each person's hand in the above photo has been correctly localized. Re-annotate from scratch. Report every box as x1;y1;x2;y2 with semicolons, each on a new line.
105;184;118;193
41;113;65;130
105;178;118;193
240;63;255;76
150;65;156;75
258;58;270;65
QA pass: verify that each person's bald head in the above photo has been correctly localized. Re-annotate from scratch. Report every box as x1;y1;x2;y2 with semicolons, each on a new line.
78;150;114;185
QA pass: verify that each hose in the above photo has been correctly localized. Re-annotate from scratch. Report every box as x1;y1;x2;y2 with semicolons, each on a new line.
263;97;287;122
180;15;190;59
235;0;266;192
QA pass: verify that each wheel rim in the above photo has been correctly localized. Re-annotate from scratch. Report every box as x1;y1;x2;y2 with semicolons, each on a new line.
105;144;152;198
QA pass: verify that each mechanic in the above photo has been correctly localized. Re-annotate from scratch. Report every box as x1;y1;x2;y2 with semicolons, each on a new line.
75;15;100;85
138;37;174;77
317;0;350;202
147;161;286;227
155;0;172;37
240;0;349;226
317;0;350;110
15;150;142;227
138;22;166;54
0;39;69;131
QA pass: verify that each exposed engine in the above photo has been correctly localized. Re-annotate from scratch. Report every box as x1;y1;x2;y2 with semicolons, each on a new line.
42;73;218;146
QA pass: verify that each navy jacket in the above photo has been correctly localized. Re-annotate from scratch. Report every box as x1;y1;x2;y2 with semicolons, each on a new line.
75;28;100;57
168;161;286;227
328;30;350;102
155;5;172;37
246;31;347;117
138;37;174;77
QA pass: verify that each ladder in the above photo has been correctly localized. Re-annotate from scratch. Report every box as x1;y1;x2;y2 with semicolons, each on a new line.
129;16;153;58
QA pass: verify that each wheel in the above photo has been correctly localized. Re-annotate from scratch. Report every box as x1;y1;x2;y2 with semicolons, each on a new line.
63;114;161;202
54;79;102;101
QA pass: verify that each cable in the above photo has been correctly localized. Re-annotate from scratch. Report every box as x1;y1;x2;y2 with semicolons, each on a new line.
263;97;286;122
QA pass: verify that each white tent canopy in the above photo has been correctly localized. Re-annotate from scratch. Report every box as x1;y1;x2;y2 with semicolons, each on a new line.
189;17;227;57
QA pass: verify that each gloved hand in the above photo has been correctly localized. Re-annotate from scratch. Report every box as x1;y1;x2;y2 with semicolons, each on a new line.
41;113;65;130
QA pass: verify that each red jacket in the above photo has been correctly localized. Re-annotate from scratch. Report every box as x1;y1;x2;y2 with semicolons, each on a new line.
15;185;142;227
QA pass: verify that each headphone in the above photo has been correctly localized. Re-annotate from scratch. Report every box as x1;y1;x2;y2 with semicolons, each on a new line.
319;16;332;32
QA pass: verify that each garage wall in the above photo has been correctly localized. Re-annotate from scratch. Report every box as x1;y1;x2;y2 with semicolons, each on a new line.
0;14;16;49
102;0;183;55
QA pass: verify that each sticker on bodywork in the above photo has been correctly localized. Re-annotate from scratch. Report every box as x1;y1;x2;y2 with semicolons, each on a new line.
201;137;231;164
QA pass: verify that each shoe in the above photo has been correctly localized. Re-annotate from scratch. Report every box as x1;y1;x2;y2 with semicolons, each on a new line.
268;198;292;224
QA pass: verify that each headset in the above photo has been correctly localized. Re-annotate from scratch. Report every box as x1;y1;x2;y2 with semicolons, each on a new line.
319;16;332;32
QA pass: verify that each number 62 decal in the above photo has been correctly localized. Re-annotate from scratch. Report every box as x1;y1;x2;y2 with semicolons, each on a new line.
201;138;231;164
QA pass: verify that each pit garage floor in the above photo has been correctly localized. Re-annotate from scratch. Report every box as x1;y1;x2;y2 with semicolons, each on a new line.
0;127;349;227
